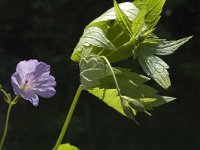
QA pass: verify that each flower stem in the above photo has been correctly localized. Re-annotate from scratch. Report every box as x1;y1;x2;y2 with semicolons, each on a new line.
53;85;82;150
0;102;13;150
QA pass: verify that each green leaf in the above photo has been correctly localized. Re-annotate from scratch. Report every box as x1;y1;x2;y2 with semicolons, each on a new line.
134;0;166;29
88;68;174;120
58;143;79;150
131;7;147;37
136;36;192;89
88;2;138;28
70;0;192;124
89;87;125;115
71;2;141;64
133;0;148;9
113;0;133;36
137;43;171;89
79;55;120;89
144;96;176;110
155;36;193;55
71;27;116;62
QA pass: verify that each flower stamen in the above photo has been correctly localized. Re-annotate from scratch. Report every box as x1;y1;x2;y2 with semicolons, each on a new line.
19;80;30;92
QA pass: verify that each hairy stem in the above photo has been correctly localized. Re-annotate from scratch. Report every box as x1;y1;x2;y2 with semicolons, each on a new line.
53;85;82;150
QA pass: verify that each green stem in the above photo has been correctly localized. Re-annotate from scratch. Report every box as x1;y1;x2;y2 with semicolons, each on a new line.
53;85;83;150
101;56;122;99
0;102;13;150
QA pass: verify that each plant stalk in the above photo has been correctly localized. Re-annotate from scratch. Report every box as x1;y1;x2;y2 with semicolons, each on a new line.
53;85;82;150
0;102;13;150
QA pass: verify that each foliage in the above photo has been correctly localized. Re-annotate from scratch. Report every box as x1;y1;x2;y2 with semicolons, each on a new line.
0;0;196;149
71;0;191;122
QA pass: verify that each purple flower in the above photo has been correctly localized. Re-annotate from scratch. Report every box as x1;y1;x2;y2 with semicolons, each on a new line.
11;59;56;106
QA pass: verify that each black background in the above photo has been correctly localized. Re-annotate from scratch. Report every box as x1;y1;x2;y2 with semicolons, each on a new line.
0;0;199;149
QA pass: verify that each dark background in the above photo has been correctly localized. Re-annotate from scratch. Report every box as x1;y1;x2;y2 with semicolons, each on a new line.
0;0;199;149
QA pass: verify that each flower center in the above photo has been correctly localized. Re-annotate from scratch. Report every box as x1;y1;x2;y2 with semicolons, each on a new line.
19;80;30;92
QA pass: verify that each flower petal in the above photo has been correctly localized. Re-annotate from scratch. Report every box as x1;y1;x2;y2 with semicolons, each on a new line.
34;75;56;98
16;60;39;82
25;61;50;85
11;72;22;95
36;87;56;98
33;62;50;79
20;90;39;106
16;59;38;74
36;75;56;88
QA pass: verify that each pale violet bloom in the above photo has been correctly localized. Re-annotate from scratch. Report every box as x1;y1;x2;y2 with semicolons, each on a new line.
11;59;56;106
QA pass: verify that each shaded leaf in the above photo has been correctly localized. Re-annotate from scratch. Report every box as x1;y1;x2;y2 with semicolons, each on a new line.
155;36;193;55
144;96;176;110
138;44;171;89
80;55;120;89
136;35;192;89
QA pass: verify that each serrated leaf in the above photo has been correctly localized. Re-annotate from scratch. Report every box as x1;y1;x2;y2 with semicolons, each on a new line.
138;43;171;89
70;0;192;124
155;36;193;55
88;68;173;120
134;0;165;29
71;27;116;62
80;55;120;89
58;143;79;150
113;0;133;36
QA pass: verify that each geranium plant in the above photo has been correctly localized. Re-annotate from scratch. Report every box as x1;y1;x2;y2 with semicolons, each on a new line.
0;0;192;150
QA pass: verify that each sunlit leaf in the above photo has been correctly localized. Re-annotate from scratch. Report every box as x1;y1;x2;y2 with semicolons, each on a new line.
88;2;138;28
113;0;133;36
58;143;79;150
134;0;165;29
71;27;116;62
131;7;147;37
